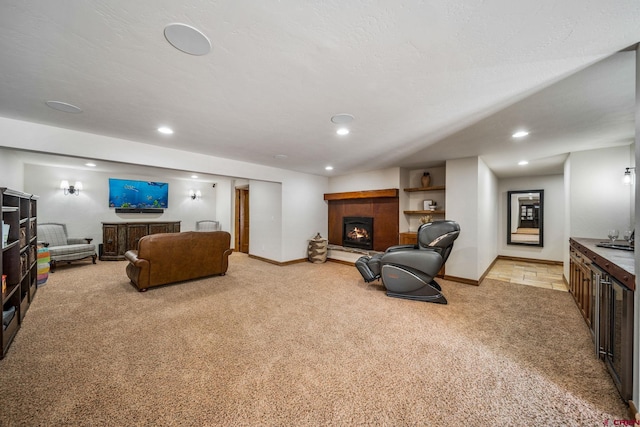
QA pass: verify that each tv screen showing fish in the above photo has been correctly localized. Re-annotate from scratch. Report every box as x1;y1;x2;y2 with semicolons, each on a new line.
108;178;169;209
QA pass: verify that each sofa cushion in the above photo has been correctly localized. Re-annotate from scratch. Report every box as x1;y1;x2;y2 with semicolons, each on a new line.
47;244;96;261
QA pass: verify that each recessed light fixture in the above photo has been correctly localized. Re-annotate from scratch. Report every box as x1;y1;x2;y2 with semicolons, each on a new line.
85;163;96;167
45;100;82;113
158;126;174;135
274;154;288;160
518;160;529;166
191;175;198;179
512;130;529;138
164;23;211;56
331;113;355;124
336;128;349;136
325;166;334;171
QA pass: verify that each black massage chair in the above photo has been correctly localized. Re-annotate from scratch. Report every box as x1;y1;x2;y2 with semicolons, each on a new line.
355;220;460;304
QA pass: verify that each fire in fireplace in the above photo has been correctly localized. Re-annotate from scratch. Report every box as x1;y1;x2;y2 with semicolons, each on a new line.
343;217;374;250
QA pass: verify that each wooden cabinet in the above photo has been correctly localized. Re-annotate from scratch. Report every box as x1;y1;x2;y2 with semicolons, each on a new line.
399;232;417;245
100;221;180;260
1;188;38;359
569;244;592;326
569;238;635;401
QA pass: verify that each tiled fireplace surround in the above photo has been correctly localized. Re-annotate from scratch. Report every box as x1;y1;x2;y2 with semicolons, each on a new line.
325;189;399;253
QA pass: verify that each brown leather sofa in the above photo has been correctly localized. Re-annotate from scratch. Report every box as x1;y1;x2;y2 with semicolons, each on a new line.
124;231;232;291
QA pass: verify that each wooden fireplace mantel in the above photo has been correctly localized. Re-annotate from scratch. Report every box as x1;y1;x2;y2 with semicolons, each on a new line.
324;188;398;201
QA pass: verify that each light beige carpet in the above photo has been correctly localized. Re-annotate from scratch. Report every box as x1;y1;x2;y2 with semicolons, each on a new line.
0;253;629;426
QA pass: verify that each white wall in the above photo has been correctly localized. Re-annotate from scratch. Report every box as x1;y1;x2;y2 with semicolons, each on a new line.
0;118;329;263
399;168;411;233
498;174;564;262
563;158;572;280
214;180;233;234
569;146;634;239
0;147;25;191
477;158;498;277
632;45;639;409
249;180;283;260
445;157;479;281
23;163;223;244
327;167;400;193
281;174;329;261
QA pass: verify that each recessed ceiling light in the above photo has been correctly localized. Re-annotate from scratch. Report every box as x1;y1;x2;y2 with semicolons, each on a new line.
85;163;96;167
336;128;349;136
45;101;82;113
512;130;529;138
325;166;334;171
518;160;529;166
191;175;198;179
158;126;174;135
331;114;355;124
164;23;211;56
274;154;288;160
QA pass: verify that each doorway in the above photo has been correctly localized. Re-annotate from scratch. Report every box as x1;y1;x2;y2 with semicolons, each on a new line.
235;187;249;253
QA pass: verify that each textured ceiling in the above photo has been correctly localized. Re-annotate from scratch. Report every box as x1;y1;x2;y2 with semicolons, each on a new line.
0;1;639;178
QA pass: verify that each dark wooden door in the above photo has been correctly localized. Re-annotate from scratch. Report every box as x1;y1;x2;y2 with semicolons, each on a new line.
235;188;249;253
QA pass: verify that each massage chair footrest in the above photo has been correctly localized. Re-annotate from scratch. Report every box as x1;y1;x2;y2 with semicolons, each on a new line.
386;290;448;304
355;255;381;282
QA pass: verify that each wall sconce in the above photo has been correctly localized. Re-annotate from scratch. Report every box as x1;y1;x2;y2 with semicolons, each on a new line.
623;167;636;185
189;189;202;200
60;180;82;196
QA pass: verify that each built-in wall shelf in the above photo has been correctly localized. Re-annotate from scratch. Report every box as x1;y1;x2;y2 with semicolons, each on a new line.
404;210;446;215
403;185;445;192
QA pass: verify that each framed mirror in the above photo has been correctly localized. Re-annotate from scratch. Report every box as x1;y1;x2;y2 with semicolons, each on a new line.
507;189;543;247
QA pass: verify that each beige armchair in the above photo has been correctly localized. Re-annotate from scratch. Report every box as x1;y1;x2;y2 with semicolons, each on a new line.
37;223;96;272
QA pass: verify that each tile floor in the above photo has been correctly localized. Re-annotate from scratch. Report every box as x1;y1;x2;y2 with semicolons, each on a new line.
484;258;568;292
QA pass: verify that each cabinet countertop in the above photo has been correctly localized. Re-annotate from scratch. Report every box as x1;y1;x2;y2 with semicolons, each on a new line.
570;237;635;289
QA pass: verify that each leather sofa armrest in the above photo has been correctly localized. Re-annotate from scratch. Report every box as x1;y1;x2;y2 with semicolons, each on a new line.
125;250;150;290
125;250;143;265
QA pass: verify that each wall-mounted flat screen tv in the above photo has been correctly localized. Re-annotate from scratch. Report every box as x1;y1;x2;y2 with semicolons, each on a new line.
108;178;169;209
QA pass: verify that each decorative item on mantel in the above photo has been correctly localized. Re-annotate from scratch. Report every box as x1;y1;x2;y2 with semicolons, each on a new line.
420;215;433;224
420;172;431;188
308;232;328;264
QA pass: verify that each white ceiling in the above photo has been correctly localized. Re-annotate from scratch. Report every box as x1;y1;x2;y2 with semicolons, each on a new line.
0;1;639;178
